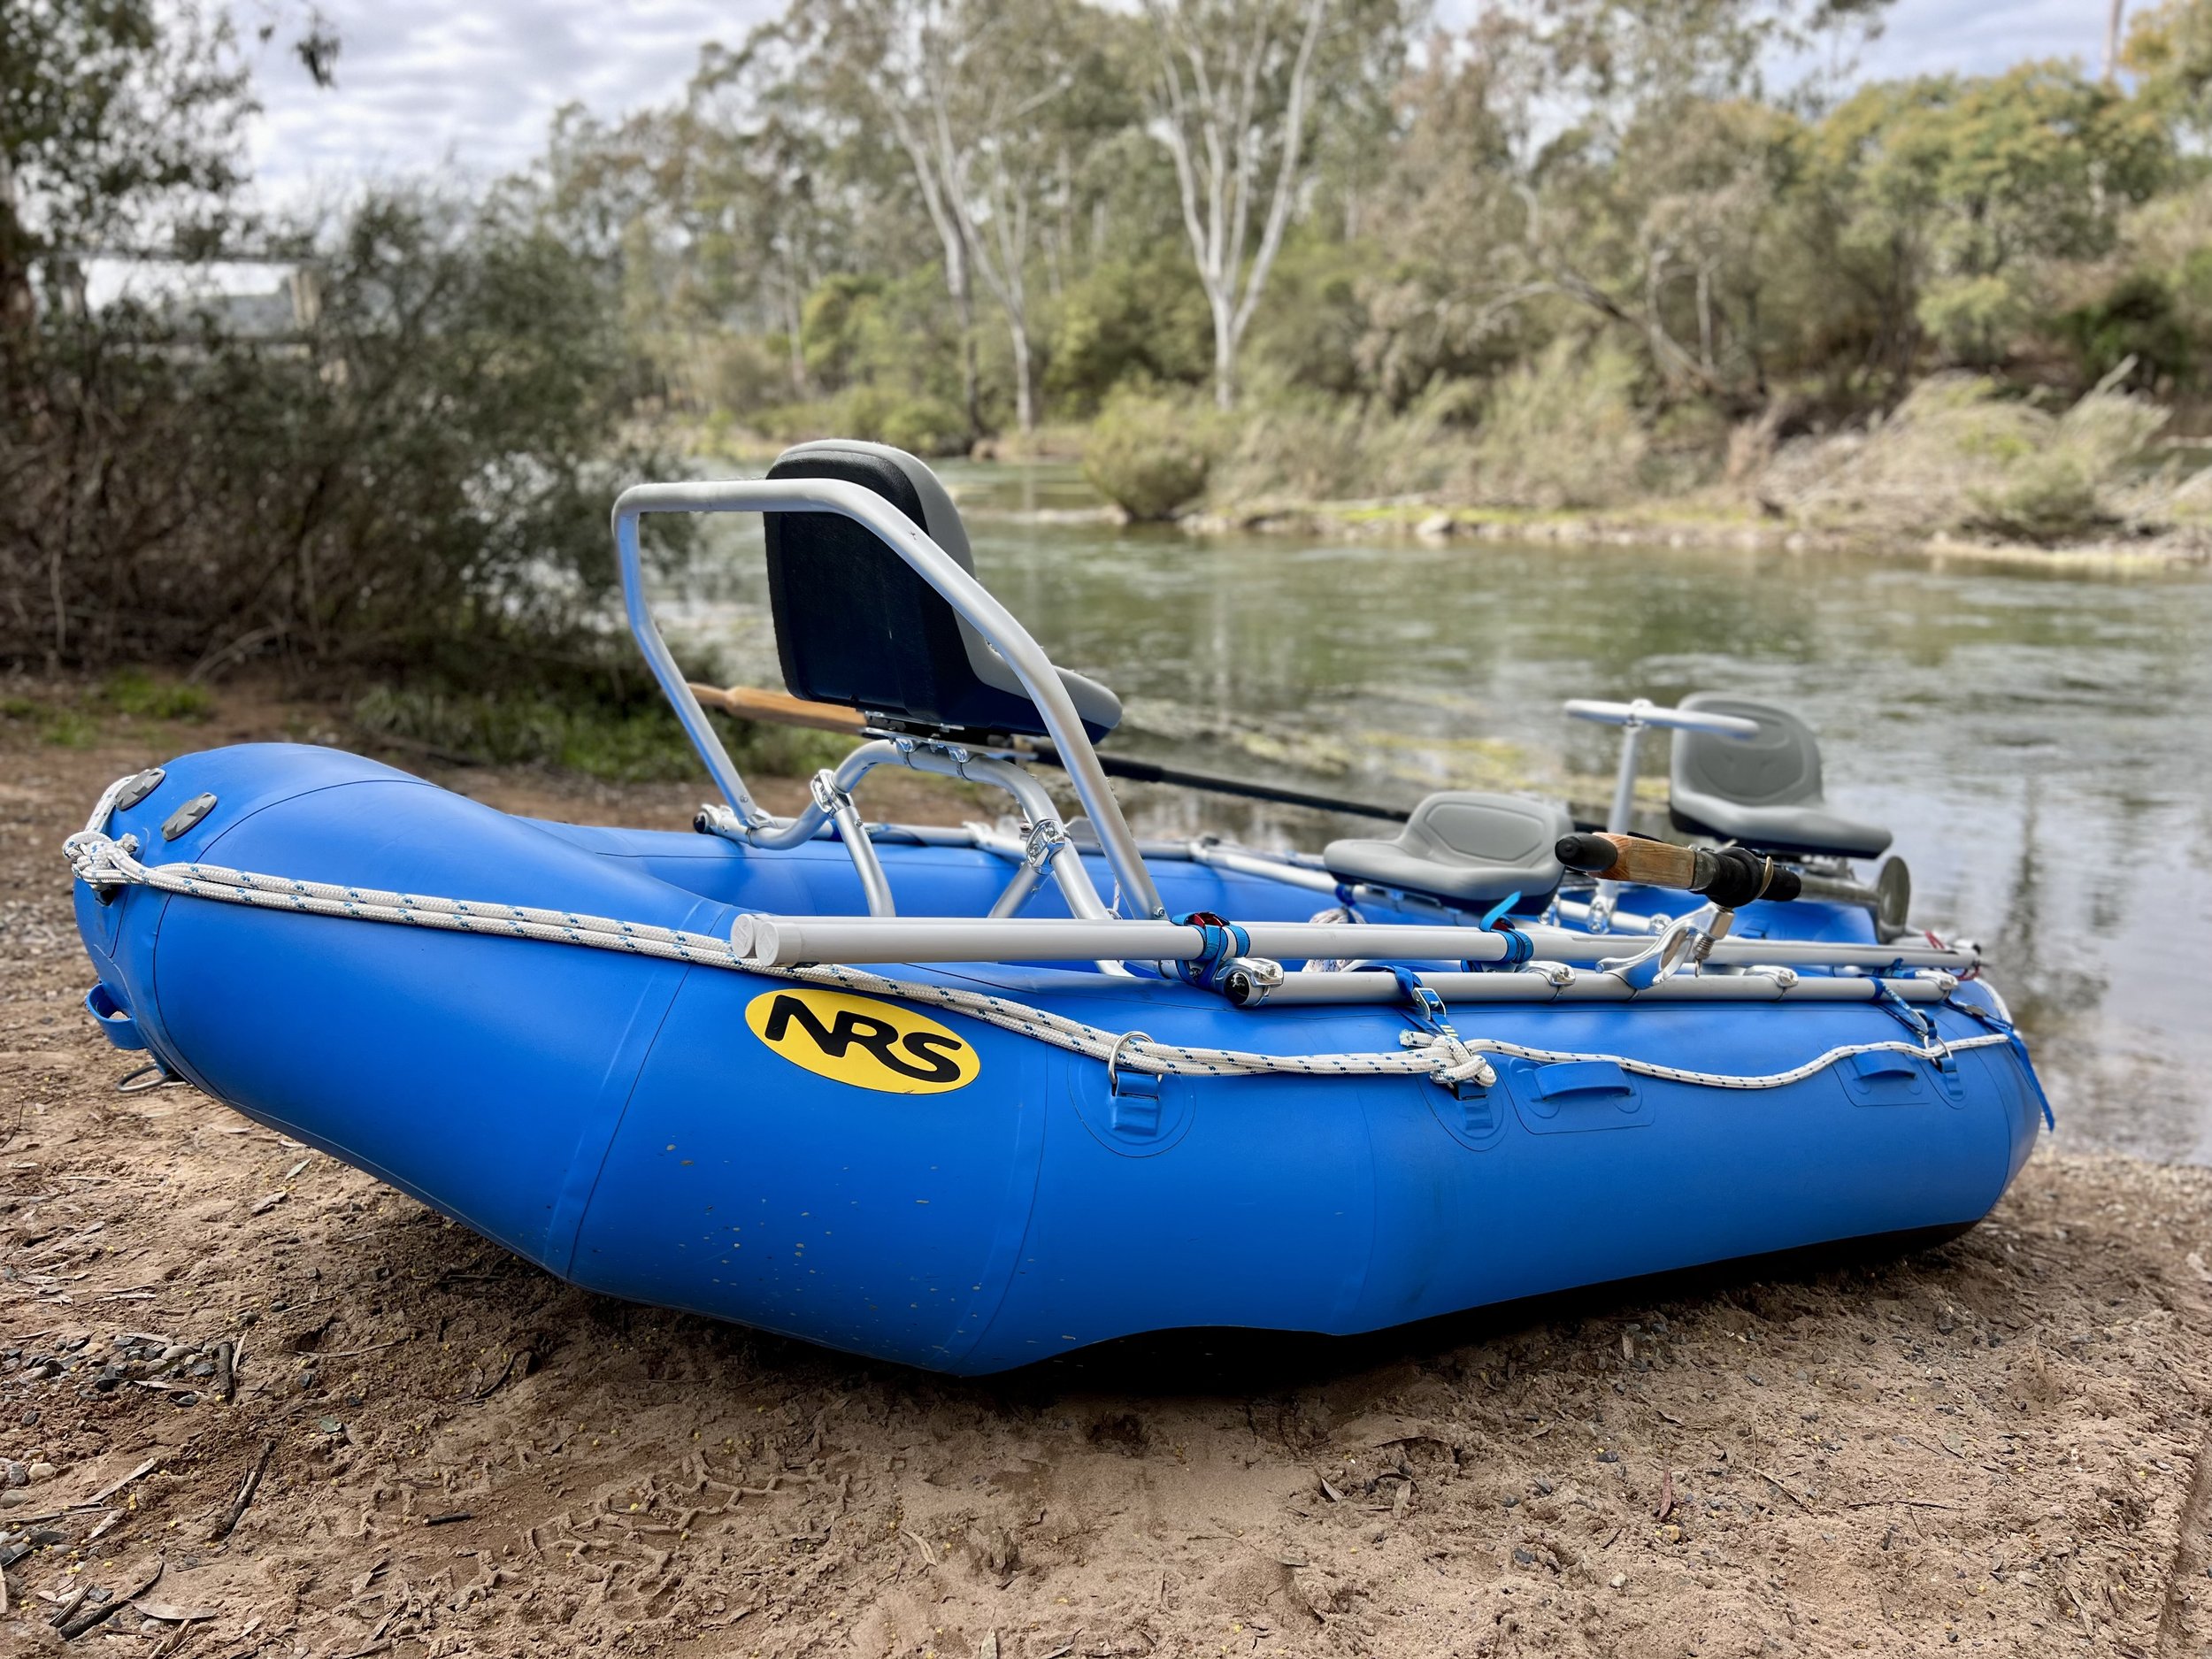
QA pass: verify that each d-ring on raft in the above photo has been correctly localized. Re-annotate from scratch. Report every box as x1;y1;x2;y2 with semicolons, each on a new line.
65;441;2048;1375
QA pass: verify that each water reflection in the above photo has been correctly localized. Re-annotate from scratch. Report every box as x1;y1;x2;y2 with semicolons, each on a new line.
657;460;2212;1164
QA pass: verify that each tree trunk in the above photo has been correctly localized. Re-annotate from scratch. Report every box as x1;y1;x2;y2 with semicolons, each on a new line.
956;280;979;440
1148;0;1328;415
0;155;38;367
2104;0;2127;81
1697;264;1715;375
880;105;984;442
1212;303;1237;411
776;261;810;397
1010;312;1035;432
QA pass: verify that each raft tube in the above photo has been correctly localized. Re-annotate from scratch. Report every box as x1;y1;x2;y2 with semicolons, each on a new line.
73;744;2047;1376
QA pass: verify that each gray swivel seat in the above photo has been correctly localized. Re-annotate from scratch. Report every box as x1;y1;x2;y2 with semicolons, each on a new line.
1323;794;1575;910
1668;693;1891;860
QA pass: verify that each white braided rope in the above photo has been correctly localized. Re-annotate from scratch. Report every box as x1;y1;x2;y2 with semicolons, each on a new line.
65;780;2009;1094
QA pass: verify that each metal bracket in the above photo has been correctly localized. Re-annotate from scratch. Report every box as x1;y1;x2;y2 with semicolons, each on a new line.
810;770;895;918
1021;817;1069;872
1596;914;1704;991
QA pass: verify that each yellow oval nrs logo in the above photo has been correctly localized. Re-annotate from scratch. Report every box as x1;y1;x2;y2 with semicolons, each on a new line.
745;987;980;1094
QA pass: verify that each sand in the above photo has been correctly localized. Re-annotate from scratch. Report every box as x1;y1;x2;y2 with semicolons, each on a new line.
4;695;2211;1658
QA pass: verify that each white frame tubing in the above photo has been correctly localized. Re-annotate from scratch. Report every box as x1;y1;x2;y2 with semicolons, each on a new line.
612;478;1167;918
1260;972;1951;1006
895;746;1110;920
1185;841;1343;895
729;912;1977;973
812;772;895;918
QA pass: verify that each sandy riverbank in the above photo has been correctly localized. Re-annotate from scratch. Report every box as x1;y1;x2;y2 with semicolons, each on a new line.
4;710;2211;1658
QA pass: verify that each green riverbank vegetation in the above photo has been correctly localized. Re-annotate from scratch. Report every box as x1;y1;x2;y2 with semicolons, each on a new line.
573;0;2212;551
7;0;2212;764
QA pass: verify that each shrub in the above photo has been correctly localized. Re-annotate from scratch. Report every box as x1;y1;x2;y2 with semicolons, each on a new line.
1758;372;2172;543
1460;340;1649;509
1082;389;1221;519
3;189;678;677
2053;272;2193;390
1203;380;1476;507
872;395;971;458
753;388;970;457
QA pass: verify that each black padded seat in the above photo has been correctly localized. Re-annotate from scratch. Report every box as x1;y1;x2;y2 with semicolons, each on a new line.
1324;793;1574;908
764;440;1120;741
1668;693;1892;859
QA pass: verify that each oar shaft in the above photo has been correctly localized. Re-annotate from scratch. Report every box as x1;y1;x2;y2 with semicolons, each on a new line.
690;681;1411;823
1049;747;1410;821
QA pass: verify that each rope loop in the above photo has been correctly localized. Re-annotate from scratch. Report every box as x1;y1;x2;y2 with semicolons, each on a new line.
59;772;2012;1109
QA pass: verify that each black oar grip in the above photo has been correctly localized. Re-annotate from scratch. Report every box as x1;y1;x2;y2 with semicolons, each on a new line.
1555;833;1621;872
1698;847;1802;907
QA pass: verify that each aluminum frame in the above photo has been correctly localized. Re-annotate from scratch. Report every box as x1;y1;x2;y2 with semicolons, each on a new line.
612;477;1167;918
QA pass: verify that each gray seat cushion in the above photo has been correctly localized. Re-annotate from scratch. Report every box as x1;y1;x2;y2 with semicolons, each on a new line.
1325;793;1574;906
1669;693;1891;859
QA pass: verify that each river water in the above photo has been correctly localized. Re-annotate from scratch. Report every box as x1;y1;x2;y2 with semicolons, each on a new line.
664;460;2212;1164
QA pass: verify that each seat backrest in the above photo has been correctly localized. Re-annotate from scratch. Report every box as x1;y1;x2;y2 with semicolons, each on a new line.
1672;693;1824;807
763;440;1118;741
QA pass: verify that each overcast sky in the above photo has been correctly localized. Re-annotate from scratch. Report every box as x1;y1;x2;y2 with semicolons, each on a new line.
233;0;2124;206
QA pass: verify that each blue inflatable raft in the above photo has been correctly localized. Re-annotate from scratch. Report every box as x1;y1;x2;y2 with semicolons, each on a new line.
65;442;2048;1375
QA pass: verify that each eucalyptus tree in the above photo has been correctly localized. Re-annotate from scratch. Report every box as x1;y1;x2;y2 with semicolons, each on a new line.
1533;0;1887;396
2123;0;2212;134
680;41;863;401
772;0;1126;435
1136;0;1415;410
1800;65;2170;374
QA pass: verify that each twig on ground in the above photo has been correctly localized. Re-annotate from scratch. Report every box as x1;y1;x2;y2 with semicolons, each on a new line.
1756;1470;1816;1514
208;1439;276;1542
318;1334;413;1361
58;1555;164;1639
88;1455;161;1505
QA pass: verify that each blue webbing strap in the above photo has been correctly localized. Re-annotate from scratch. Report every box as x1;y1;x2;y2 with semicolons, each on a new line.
1873;983;1939;1049
1947;992;2055;1130
1171;910;1252;996
1384;964;1450;1033
1479;918;1535;969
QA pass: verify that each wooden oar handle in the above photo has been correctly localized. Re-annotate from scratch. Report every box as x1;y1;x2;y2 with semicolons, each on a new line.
689;683;870;735
1555;833;1801;906
1557;833;1696;887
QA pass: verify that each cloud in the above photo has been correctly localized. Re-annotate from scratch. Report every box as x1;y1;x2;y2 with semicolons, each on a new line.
1857;0;2115;82
233;0;780;205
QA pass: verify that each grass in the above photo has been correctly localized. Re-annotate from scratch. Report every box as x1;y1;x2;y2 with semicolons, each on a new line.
98;668;215;723
1;672;212;748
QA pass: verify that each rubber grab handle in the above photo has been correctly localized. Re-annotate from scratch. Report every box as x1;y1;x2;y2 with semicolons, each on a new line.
1555;834;1801;905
